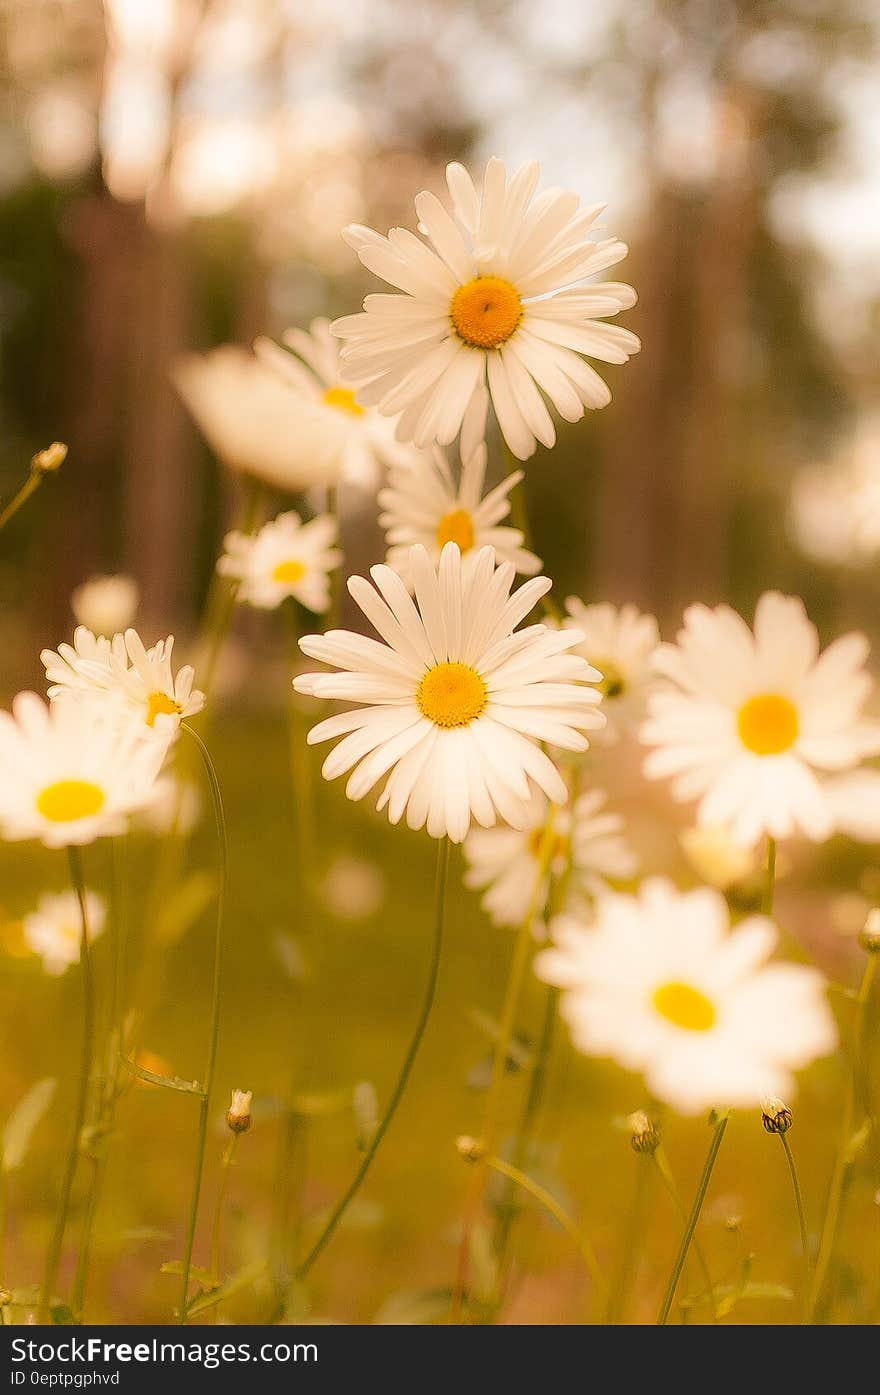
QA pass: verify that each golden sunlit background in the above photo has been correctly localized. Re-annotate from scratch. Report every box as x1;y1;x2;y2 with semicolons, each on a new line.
2;0;880;1326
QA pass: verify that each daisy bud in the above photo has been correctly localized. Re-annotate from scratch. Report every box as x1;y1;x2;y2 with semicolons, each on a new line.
226;1089;253;1134
628;1110;660;1155
455;1134;486;1163
31;441;67;474
859;908;880;954
760;1096;793;1134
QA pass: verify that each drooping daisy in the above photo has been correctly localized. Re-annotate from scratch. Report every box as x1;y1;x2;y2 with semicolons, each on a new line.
294;543;605;843
464;788;638;929
173;345;343;492
254;319;421;488
71;574;139;637
0;692;163;847
378;392;541;583
640;592;880;846
217;510;342;613
23;890;107;976
332;158;640;460
562;599;660;742
43;629;205;745
534;879;837;1115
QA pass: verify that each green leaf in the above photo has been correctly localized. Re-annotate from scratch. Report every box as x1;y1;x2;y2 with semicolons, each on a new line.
2;1078;56;1172
120;1057;203;1094
184;1263;264;1317
160;1261;217;1289
154;871;218;946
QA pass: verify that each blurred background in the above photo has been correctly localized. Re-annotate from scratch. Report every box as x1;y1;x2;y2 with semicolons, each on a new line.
2;0;880;1325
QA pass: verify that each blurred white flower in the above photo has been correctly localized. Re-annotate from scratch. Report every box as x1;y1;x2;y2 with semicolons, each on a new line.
137;773;202;837
217;510;341;613
562;600;660;742
463;788;637;929
0;692;163;848
535;879;837;1115
320;855;386;921
43;629;204;746
378;394;541;584
641;592;880;846
679;824;757;890
254;319;420;489
294;543;604;843
173;346;343;492
788;416;880;566
71;574;139;637
23;889;106;976
333;157;639;459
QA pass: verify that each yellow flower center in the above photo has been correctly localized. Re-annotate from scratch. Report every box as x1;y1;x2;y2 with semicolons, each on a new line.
321;385;364;417
36;779;105;824
436;508;475;553
416;661;487;728
527;827;569;863
450;276;523;350
593;660;625;699
737;693;799;755
652;981;716;1032
272;559;306;585
146;691;182;728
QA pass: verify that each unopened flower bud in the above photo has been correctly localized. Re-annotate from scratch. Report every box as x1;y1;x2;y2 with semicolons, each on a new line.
226;1088;252;1134
761;1096;792;1134
859;908;880;955
455;1134;486;1163
31;442;67;474
628;1109;660;1155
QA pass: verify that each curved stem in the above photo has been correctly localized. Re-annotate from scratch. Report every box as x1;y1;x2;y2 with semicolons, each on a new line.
292;835;450;1285
209;1134;240;1310
178;724;228;1324
482;1155;608;1305
653;1144;718;1321
0;470;42;533
657;1115;728;1325
38;847;95;1322
762;836;777;916
805;955;877;1324
779;1132;809;1292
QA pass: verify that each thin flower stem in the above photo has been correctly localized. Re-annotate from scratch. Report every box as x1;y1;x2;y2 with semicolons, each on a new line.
452;816;557;1320
779;1132;809;1285
606;1154;652;1323
71;839;128;1319
762;836;777;916
656;1115;729;1325
325;485;343;632
653;1144;718;1321
291;835;450;1288
178;724;228;1325
805;955;877;1324
209;1136;240;1285
0;470;42;533
38;847;95;1323
482;1155;608;1304
196;479;265;701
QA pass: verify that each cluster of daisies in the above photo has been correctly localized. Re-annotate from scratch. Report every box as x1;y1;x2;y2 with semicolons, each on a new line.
7;157;880;1129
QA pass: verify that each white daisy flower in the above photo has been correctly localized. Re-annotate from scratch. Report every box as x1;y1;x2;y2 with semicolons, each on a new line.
332;157;640;460
173;345;343;492
378;392;541;583
217;510;342;613
23;889;107;977
535;879;837;1115
562;599;660;742
640;592;880;847
0;692;163;848
71;574;139;637
788;414;880;567
294;542;605;843
464;788;638;929
254;318;421;488
42;628;205;745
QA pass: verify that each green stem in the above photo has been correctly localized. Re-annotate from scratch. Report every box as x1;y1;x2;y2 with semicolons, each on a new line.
805;955;877;1324
292;836;450;1285
762;836;777;916
653;1144;718;1321
0;470;42;533
482;1154;608;1305
38;847;95;1323
209;1135;240;1284
606;1154;652;1323
656;1115;728;1325
177;725;228;1324
779;1131;809;1288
